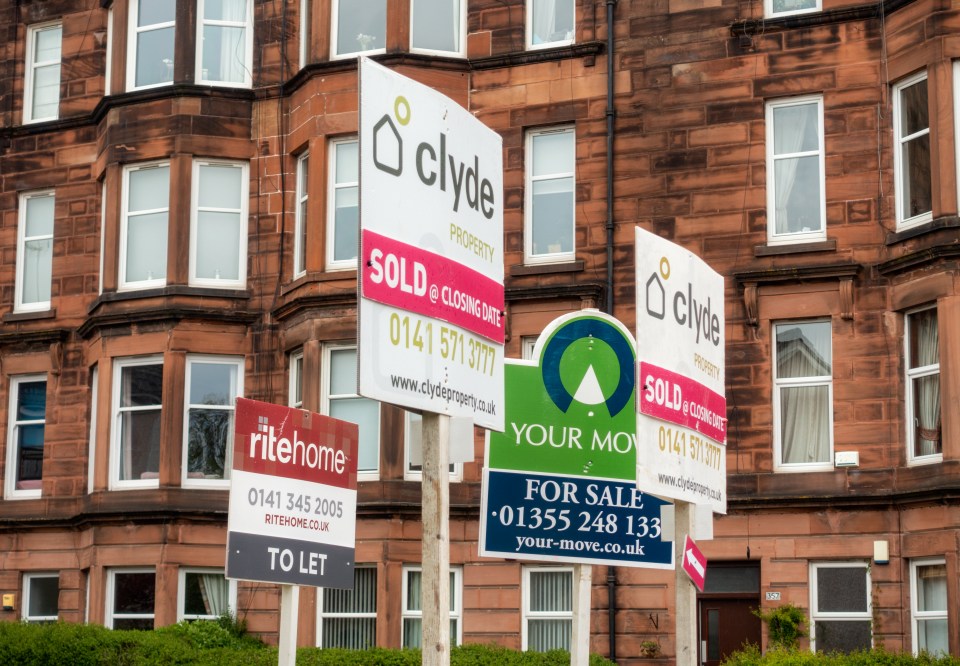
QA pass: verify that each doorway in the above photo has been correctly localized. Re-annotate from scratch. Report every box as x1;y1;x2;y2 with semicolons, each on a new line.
698;562;762;665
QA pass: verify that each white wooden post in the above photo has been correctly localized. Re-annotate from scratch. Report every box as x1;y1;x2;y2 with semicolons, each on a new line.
278;584;300;666
421;412;451;666
570;564;592;666
674;501;698;665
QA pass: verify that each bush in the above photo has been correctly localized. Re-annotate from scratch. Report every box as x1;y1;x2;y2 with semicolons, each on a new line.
753;604;806;650
722;647;960;666
0;622;617;665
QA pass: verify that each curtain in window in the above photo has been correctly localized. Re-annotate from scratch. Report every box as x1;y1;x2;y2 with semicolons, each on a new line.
912;310;940;456
917;564;947;653
528;570;572;651
22;195;54;305
772;102;819;234
322;567;376;649
532;0;574;44
777;323;831;465
203;0;247;83
199;573;228;616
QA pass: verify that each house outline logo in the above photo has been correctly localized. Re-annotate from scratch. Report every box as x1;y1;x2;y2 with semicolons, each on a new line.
373;95;409;176
645;256;669;320
540;316;635;418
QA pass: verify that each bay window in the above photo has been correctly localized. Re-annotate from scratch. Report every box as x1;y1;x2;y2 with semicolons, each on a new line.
182;356;243;486
179;569;234;621
894;72;932;229
120;163;170;290
189;161;248;288
128;0;176;90
197;0;252;87
107;569;155;630
906;307;940;462
323;346;379;478
773;321;833;470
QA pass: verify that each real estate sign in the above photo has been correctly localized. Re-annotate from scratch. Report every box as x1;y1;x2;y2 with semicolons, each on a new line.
480;311;673;568
635;227;727;513
226;398;358;588
358;58;504;431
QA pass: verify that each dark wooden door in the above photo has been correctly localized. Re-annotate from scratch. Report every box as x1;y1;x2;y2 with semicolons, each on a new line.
699;598;762;666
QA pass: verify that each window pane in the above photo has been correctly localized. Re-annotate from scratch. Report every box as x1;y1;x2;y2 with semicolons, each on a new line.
335;141;359;182
530;571;571;612
121;365;162;407
336;1;386;54
126;213;168;282
406;570;423;611
773;155;821;234
113;572;155;614
814;620;870;652
776;322;831;378
413;0;459;52
202;25;247;83
183;572;228;617
532;132;573;176
403;617;422;648
139;0;175;26
22;239;52;304
329;349;357;395
530;0;574;45
321;617;376;648
773;103;819;154
702;566;759;594
28;577;58;618
779;385;830;464
135;27;175;87
911;374;941;457
196;211;241;280
901;134;931;220
34;27;62;61
190;363;236;405
333;187;359;262
772;0;816;11
908;309;938;368
816;567;866;613
187;409;231;478
25;196;54;237
31;64;61;119
120;411;161;480
129;167;170;212
919;619;948;654
900;79;928;137
330;398;379;472
204;0;247;21
529;619;572;651
16;381;47;421
532;178;574;255
917;564;947;612
707;609;720;660
198;165;242;209
17;423;45;484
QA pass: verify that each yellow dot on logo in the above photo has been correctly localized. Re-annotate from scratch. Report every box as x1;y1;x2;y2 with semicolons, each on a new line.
394;96;411;126
659;257;671;280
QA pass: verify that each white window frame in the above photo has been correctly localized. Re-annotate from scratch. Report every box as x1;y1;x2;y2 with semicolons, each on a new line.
126;0;176;91
322;344;379;480
294;152;309;278
189;160;248;288
15;190;55;313
765;0;820;18
905;306;941;465
765;96;826;245
403;412;463;481
181;355;243;488
22;573;59;623
893;71;932;230
299;0;310;69
177;568;237;621
521;335;538;361
289;349;304;409
410;0;466;57
809;562;871;653
119;161;170;291
24;21;62;124
87;366;99;494
195;0;253;88
105;9;114;96
105;568;155;630
331;0;387;59
110;356;163;490
316;564;378;648
401;565;462;648
99;181;106;295
326;137;359;271
910;558;948;656
525;126;576;265
522;566;573;652
5;374;47;500
526;0;575;49
772;320;834;472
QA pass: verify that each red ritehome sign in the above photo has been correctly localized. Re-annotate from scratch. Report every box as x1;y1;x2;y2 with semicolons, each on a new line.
226;398;358;588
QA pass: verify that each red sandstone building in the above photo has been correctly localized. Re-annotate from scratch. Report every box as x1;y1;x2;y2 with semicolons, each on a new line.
0;0;958;662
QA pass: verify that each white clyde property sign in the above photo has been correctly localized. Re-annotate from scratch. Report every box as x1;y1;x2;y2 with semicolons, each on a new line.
357;58;504;431
635;227;727;513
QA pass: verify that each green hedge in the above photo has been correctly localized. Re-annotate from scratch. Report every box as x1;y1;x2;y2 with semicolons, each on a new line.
0;621;616;665
723;646;960;666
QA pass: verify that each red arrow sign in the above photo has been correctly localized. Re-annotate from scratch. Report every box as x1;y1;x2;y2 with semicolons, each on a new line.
682;535;707;592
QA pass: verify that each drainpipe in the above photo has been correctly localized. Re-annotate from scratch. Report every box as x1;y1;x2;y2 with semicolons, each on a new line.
605;1;619;663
